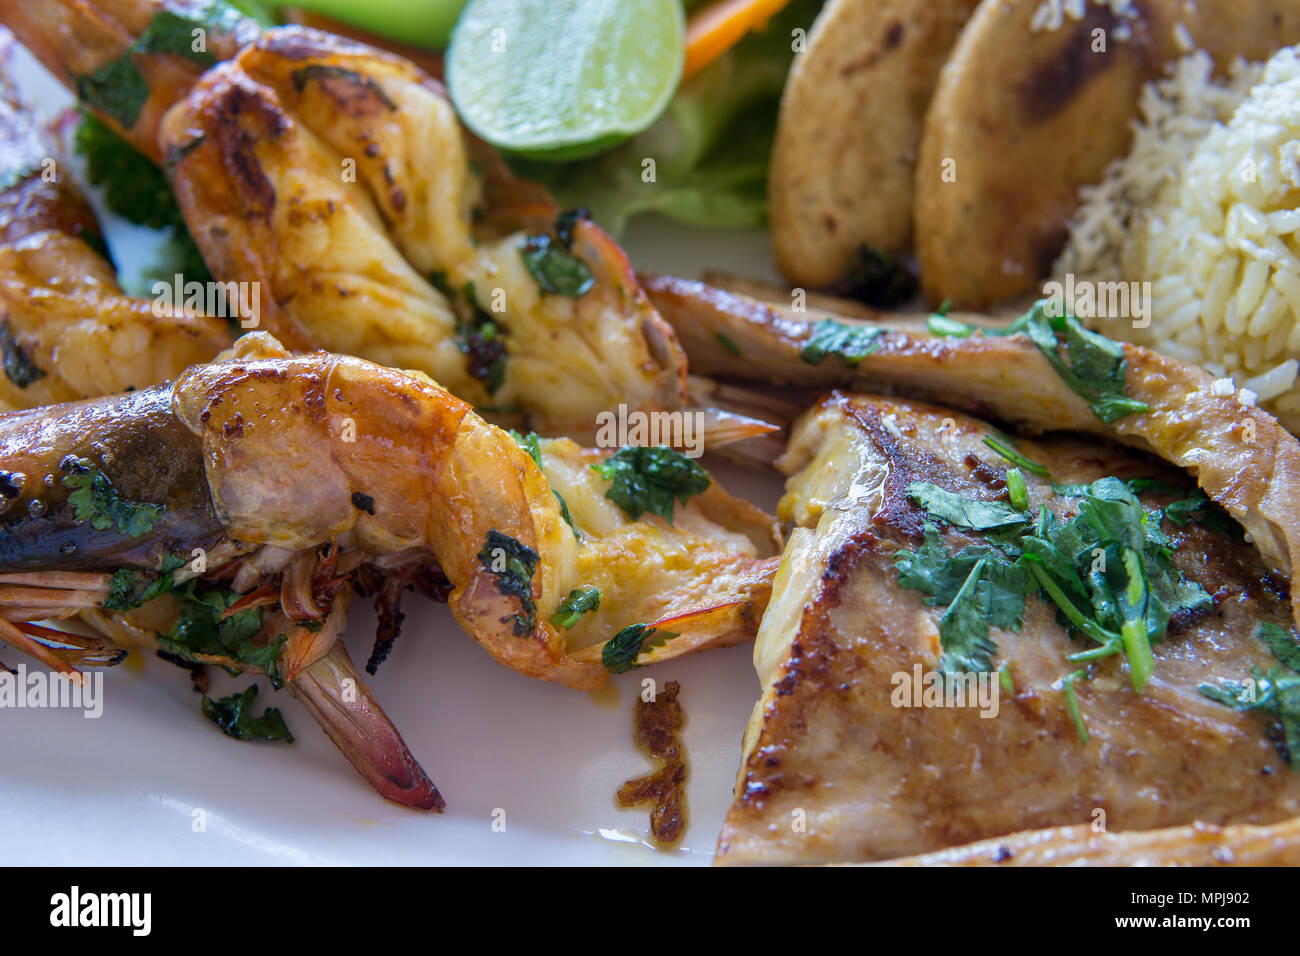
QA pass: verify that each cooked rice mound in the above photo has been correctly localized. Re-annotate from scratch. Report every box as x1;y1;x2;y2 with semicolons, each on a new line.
1055;46;1300;430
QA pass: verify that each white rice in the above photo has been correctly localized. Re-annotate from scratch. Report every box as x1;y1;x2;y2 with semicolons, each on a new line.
1052;46;1300;429
1031;0;1136;36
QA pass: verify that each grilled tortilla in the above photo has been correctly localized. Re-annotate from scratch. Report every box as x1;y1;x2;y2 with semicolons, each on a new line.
717;393;1300;865
768;0;980;287
914;0;1300;308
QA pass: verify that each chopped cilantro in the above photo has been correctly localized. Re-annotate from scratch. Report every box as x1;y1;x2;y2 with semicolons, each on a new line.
519;234;595;297
510;429;579;538
982;435;1050;477
1006;468;1029;511
714;331;742;356
1200;622;1300;767
154;580;285;686
550;586;601;630
1020;302;1150;423
455;282;508;394
0;318;45;387
602;623;678;674
476;530;539;636
800;318;885;368
591;445;710;523
906;481;1030;531
60;456;162;538
926;314;972;338
201;685;294;743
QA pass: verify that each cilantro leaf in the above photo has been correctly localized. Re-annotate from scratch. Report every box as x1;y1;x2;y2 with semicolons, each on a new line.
602;623;677;674
906;481;1030;532
591;445;710;523
477;530;540;636
60;456;162;538
1021;302;1149;423
519;234;595;297
153;580;286;687
800;318;885;368
454;282;508;394
1257;622;1300;674
550;586;601;629
201;685;294;743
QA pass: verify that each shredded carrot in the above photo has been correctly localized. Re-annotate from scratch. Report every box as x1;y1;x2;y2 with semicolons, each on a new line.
683;0;794;80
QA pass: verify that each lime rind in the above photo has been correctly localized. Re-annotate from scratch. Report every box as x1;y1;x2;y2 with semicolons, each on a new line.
447;0;685;161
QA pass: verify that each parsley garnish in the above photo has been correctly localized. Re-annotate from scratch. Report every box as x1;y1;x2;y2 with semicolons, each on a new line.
60;456;162;538
509;429;579;538
477;530;540;636
519;234;595;297
895;477;1214;731
982;435;1050;477
201;685;294;743
155;581;285;686
602;623;678;674
74;2;252;127
800;318;885;368
1200;622;1300;766
550;586;601;629
455;282;508;394
1021;302;1149;423
103;554;187;611
591;446;710;523
927;314;971;338
906;481;1030;531
0;318;45;387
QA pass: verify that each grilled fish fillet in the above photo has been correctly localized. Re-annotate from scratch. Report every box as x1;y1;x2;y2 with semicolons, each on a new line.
716;392;1300;865
642;275;1300;628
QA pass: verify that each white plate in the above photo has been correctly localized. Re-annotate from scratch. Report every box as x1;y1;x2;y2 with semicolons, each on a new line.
0;42;787;866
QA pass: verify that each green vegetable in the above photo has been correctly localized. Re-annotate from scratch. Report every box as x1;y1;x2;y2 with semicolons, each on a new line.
448;0;684;160
74;113;213;293
896;477;1214;710
61;457;162;538
982;435;1050;477
155;581;285;686
74;2;257;127
800;319;886;368
998;662;1014;695
103;554;188;612
509;429;579;538
454;282;508;394
591;445;711;523
1020;302;1150;423
1200;623;1300;767
927;314;972;338
519;0;822;234
0;318;46;388
831;245;918;309
1062;669;1090;744
906;481;1030;532
714;332;742;356
519;234;595;297
476;529;539;636
201;685;294;743
550;586;602;630
1006;468;1029;511
602;623;677;674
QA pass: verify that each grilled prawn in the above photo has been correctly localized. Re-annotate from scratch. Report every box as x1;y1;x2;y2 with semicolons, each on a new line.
0;333;777;789
0;2;770;446
0;55;231;411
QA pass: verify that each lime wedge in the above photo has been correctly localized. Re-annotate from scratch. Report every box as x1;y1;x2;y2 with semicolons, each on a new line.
447;0;685;161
